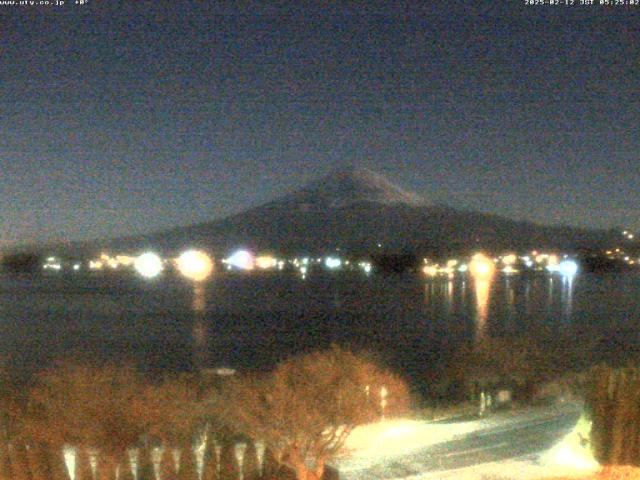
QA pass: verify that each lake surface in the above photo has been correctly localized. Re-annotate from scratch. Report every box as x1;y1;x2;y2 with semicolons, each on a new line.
1;270;640;393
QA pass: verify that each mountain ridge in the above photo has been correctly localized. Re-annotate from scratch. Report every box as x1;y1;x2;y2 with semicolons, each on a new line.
17;167;617;257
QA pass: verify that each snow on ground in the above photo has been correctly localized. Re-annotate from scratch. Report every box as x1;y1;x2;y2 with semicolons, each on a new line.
402;455;596;480
337;417;485;472
537;412;599;474
405;424;599;480
336;403;599;480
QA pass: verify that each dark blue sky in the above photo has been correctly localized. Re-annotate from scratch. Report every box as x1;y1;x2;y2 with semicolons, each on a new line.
2;1;639;246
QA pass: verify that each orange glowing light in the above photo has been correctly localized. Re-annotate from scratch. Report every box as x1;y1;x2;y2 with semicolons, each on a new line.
502;254;517;265
423;265;438;277
176;250;214;282
255;255;277;270
469;253;496;278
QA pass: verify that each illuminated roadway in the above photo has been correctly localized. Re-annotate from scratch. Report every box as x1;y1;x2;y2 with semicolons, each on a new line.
339;402;582;479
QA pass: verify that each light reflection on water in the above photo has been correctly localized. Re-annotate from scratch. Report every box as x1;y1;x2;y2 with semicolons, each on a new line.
472;276;490;342
561;276;575;319
192;283;209;369
445;277;454;315
0;271;639;385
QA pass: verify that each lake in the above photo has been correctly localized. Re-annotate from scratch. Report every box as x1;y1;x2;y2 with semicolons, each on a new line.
1;270;639;394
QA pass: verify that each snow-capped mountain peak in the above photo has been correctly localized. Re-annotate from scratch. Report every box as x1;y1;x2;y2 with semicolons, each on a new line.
297;166;426;209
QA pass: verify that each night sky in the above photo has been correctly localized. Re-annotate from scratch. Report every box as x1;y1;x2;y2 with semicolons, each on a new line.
2;1;639;247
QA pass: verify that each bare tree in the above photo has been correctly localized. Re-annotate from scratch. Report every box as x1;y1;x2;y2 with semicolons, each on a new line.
25;362;146;480
0;369;35;480
217;346;410;480
0;446;10;480
586;365;640;466
136;374;204;446
449;337;551;400
133;374;206;480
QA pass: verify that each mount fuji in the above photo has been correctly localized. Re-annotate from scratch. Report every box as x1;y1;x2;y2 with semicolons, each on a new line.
69;167;614;256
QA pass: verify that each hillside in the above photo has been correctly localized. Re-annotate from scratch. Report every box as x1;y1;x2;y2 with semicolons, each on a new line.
40;167;616;257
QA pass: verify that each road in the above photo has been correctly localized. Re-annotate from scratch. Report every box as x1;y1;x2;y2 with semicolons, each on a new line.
339;402;583;479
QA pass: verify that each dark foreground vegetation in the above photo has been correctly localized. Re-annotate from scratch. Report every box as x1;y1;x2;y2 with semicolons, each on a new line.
586;365;640;467
1;336;636;480
0;346;410;480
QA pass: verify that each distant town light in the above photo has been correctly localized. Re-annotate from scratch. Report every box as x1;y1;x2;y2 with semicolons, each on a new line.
255;255;277;270
324;257;342;269
502;254;517;265
225;250;255;270
43;256;62;271
177;250;213;282
458;264;468;273
134;252;163;278
89;260;103;270
469;253;496;278
115;255;135;266
423;265;438;277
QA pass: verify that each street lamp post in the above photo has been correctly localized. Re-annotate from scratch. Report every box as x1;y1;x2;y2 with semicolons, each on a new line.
380;386;388;420
234;442;247;480
211;440;221;478
255;440;266;477
194;432;207;480
88;448;98;480
151;447;163;480
128;448;140;480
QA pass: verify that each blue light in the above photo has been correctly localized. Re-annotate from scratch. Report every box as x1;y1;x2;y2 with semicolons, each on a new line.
226;250;254;270
558;260;578;277
324;257;342;269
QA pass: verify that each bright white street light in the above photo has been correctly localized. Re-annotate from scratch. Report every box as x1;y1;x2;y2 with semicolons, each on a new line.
558;260;578;277
134;252;163;278
324;257;342;269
